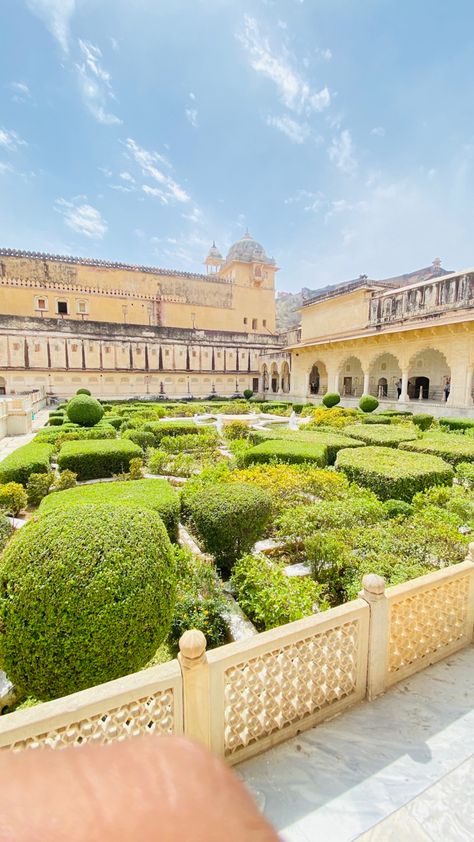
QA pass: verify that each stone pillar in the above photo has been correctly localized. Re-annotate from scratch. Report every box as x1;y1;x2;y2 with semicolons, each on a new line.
362;372;370;396
178;629;210;749
333;371;340;394
398;369;409;402
359;574;389;700
465;367;474;407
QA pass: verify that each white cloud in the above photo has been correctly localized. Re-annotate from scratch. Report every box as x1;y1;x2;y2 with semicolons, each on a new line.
109;36;119;52
316;47;332;61
371;126;385;137
182;207;203;223
75;40;122;125
284;189;324;212
186;108;198;128
26;0;76;54
119;171;135;183
9;81;32;102
55;198;107;239
0;128;26;151
266;114;310;144
238;15;330;115
0;162;13;176
125;138;191;204
329;129;357;175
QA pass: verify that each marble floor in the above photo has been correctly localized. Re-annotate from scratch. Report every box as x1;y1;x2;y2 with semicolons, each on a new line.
237;645;474;841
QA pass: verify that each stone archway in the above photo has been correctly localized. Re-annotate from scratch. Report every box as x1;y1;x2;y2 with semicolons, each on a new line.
408;348;451;401
281;361;290;393
308;361;328;395
339;356;364;397
270;362;279;394
368;352;402;400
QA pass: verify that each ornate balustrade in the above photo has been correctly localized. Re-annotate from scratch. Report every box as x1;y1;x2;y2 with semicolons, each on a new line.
1;551;474;762
369;272;474;327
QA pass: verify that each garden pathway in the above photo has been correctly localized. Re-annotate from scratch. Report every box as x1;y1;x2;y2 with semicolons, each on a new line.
237;644;474;841
0;410;49;461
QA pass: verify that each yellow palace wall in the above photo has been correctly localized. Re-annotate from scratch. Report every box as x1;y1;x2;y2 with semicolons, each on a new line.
0;254;277;334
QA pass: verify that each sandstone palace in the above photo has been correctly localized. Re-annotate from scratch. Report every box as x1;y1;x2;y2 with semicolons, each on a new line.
0;233;282;399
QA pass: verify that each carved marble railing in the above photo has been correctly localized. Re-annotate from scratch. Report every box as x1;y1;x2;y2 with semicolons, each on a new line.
1;553;473;762
369;272;474;326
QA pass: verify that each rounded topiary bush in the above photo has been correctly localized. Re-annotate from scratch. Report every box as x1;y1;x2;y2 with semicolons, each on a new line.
76;388;92;396
322;392;341;408
66;394;104;427
0;504;177;700
183;482;272;571
359;394;379;413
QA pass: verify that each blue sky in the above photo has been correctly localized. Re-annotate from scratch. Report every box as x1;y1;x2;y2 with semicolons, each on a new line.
1;0;474;292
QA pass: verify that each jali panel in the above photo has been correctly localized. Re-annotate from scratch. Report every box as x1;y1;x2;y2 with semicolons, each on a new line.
224;620;360;757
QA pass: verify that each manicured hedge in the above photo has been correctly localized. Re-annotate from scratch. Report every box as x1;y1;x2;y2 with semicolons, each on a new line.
242;439;327;467
0;504;177;699
322;392;341;408
335;445;453;501
399;435;474;466
0;442;54;486
39;477;180;540
249;428;365;464
104;415;122;430
344;424;418;448
143;420;201;445
412;414;434;431
35;424;116;444
66;394;104;427
439;417;474;432
121;429;156;450
183;482;272;570
57;439;142;480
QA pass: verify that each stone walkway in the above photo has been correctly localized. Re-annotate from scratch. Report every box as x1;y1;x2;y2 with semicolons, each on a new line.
0;410;49;460
237;645;474;841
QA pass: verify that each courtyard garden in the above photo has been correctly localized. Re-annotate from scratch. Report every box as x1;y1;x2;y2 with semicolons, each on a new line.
0;389;473;710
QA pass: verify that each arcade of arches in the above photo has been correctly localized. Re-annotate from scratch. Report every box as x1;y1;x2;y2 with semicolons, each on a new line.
284;326;474;409
260;359;291;394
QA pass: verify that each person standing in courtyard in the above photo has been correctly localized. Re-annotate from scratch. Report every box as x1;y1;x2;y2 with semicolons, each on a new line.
444;378;451;402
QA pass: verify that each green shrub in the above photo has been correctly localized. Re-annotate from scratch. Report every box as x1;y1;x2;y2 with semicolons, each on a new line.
66;394;104;427
456;462;474;486
336;445;453;501
359;394;379;413
360;415;391;425
143;420;200;445
344;424;418;448
104;416;122;430
0;504;177;700
322;392;341;408
242;439;327;467
228;463;350;512
50;469;77;492
0;514;13;551
224;420;251;440
382;410;413;417
249;428;365;465
0;443;54;486
39;477;180;540
169;547;227;647
34;424;116;444
26;472;54;506
121;429;156;450
399;435;474;466
148;449;169;475
382;499;414;519
47;416;64;426
243;389;253;400
412;414;434;431
76;388;91;396
57;439;142;481
439;417;474;432
231;553;328;631
276;490;385;541
0;482;28;516
183;482;272;570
